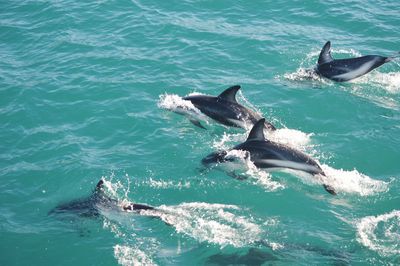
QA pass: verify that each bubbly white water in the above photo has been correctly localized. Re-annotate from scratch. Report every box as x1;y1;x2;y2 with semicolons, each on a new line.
319;165;389;196
158;93;211;128
140;202;263;248
356;210;400;255
114;244;157;266
99;178;270;254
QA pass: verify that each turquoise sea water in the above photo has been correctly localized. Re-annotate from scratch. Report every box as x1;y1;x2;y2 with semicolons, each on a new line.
1;0;400;265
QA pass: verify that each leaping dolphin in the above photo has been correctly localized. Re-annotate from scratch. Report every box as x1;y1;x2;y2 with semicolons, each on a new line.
49;180;155;218
316;41;399;82
179;85;276;130
202;118;336;195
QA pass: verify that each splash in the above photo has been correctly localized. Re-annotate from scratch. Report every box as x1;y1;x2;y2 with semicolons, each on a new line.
157;93;211;126
282;67;329;84
100;176;270;252
101;175;131;200
212;132;247;150
269;128;312;150
350;71;400;94
212;128;312;152
140;202;263;248
356;210;400;256
318;165;389;196
147;177;191;189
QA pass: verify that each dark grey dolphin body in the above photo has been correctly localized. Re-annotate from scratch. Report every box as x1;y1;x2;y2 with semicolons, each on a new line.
202;119;335;195
49;180;154;218
316;41;398;82
183;85;276;131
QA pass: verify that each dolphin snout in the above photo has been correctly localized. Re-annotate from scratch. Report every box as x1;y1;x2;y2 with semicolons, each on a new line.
201;151;228;166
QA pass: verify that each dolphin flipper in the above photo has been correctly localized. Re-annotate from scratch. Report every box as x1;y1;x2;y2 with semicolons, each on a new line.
323;184;336;195
189;119;207;129
385;51;400;62
227;171;248;180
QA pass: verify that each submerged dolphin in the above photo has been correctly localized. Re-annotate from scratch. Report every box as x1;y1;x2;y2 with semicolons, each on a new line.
180;85;276;130
49;180;155;218
316;41;399;82
202;118;335;195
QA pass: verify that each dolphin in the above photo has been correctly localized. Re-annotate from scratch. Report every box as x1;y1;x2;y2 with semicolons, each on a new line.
202;118;336;195
180;85;276;130
316;41;399;82
49;180;155;218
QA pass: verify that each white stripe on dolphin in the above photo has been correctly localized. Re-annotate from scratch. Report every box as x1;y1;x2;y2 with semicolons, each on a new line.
202;118;336;195
316;41;399;82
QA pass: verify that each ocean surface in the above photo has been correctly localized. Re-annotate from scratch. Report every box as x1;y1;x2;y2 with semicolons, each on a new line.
1;0;400;265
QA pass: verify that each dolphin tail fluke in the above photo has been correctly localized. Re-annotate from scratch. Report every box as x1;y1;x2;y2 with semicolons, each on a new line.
227;171;248;180
189;119;207;129
385;51;400;62
323;184;337;195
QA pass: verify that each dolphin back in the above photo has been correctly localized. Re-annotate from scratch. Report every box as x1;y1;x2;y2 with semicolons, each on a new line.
49;180;115;218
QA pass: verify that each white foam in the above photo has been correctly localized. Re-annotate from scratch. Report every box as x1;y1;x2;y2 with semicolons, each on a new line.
282;67;328;83
356;210;400;255
140;202;262;248
319;165;389;196
101;175;131;200
114;244;157;266
147;177;191;189
350;71;400;94
212;128;312;152
269;128;313;151
212;132;247;150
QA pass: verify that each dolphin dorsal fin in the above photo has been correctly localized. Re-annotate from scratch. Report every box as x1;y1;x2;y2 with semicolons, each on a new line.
318;41;333;65
246;118;265;141
94;179;104;195
218;85;241;102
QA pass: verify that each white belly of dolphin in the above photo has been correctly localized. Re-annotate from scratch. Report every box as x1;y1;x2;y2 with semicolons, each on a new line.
257;159;320;174
332;59;376;81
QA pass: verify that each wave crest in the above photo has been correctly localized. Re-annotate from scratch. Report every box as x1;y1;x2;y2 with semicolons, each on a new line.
357;210;400;255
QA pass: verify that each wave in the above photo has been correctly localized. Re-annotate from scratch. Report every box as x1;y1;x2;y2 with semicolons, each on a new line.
356;210;400;256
